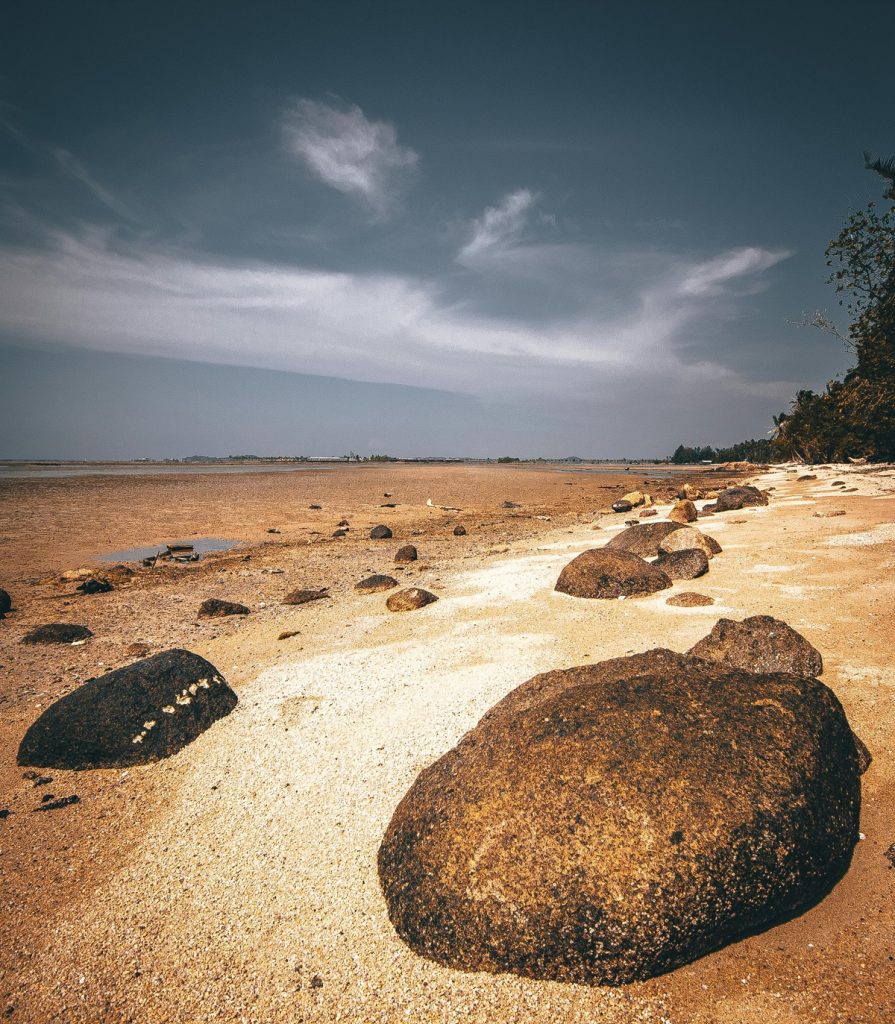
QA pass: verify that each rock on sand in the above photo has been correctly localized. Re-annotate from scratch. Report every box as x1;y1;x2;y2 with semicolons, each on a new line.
197;598;249;618
370;524;393;540
605;521;684;557
688;615;823;677
556;548;671;599
17;649;237;769
378;649;861;985
355;574;398;593
652;547;709;580
666;592;714;607
394;545;418;563
386;588;438;611
704;485;769;513
658;526;721;559
22;623;93;645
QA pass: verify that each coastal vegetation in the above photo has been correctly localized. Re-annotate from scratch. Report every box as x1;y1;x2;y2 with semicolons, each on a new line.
672;154;895;464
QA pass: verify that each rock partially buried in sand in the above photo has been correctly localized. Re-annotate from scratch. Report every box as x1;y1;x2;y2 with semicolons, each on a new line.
378;649;861;985
386;588;438;612
125;641;151;659
652;547;709;580
704;485;768;513
22;623;93;645
0;588;11;618
395;545;418;563
555;549;671;599
814;510;846;518
688;615;823;677
666;592;714;607
282;588;330;606
18;649;237;770
370;524;393;540
453;525;467;536
197;598;249;618
658;525;721;559
605;521;684;557
76;577;113;594
355;574;398;594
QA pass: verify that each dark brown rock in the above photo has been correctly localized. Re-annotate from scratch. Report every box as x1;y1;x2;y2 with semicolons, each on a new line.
652;548;709;580
605;521;684;557
76;577;113;594
17;649;237;770
282;588;330;605
0;588;10;619
555;549;671;599
611;499;633;513
125;642;151;659
332;529;348;538
703;485;769;513
378;650;860;985
853;733;872;775
22;623;93;645
666;592;714;607
797;474;817;481
355;574;398;594
386;588;438;612
395;545;418;563
668;500;698;524
198;598;249;618
370;524;393;540
688;615;823;676
453;525;467;536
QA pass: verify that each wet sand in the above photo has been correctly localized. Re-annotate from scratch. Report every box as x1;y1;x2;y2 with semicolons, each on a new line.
0;462;893;1023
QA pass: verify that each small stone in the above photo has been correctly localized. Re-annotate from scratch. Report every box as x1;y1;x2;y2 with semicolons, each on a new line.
282;589;330;606
370;525;393;540
310;975;324;989
612;499;633;513
197;599;249;618
639;509;658;518
332;529;348;538
668;499;698;524
309;504;322;509
395;545;418;563
501;501;521;509
0;588;12;617
813;510;846;518
797;474;817;481
355;574;398;594
278;630;301;641
666;592;715;607
126;642;151;659
884;843;895;869
267;528;281;534
386;588;438;612
32;795;80;812
22;623;93;645
76;577;113;594
453;525;467;536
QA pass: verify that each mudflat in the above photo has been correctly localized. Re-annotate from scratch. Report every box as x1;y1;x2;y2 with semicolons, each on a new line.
0;462;893;1023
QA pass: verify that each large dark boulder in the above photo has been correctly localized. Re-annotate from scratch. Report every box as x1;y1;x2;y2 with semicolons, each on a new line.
22;623;92;645
704;485;769;513
17;649;237;770
605;521;684;557
688;615;823;677
555;548;671;599
378;650;861;985
652;547;709;580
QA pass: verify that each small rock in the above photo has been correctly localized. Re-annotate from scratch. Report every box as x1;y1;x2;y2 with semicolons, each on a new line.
555;549;671;599
0;588;12;618
453;525;467;536
59;568;95;584
332;529;348;538
33;795;80;812
621;490;644;507
386;588;438;612
830;481;846;486
309;504;322;509
370;525;393;540
381;503;398;508
611;499;633;513
338;520;350;528
278;630;301;641
267;528;281;534
395;545;418;563
197;598;249;618
76;577;113;595
652;548;709;580
355;574;399;594
310;975;324;989
797;474;817;481
0;809;9;819
884;843;895;869
282;588;330;606
501;500;521;509
22;623;93;645
666;592;714;607
813;510;846;518
125;642;151;659
639;509;658;518
688;615;822;676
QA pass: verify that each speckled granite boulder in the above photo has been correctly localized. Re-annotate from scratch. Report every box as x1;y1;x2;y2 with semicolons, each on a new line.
688;615;823;677
18;649;237;769
657;526;721;559
555;548;671;599
386;588;438;611
378;650;861;985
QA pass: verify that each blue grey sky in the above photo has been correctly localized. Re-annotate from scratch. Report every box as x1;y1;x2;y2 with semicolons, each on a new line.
0;1;891;458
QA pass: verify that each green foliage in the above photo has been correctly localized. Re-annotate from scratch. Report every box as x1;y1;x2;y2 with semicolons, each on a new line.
496;456;521;463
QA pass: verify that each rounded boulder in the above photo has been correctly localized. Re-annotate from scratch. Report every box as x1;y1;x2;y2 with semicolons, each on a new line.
555;548;671;599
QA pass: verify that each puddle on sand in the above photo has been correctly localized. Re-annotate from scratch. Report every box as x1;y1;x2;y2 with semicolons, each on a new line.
97;537;240;562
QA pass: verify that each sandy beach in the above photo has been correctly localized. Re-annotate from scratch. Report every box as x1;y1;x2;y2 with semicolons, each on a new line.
1;462;893;1023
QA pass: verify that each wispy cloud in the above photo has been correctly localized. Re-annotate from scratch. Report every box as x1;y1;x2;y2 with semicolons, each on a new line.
281;98;418;217
457;189;537;263
51;148;137;222
0;227;794;401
